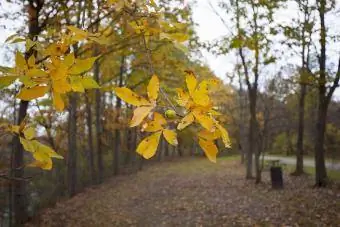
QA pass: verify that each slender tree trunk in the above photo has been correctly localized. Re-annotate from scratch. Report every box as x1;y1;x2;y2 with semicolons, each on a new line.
295;84;306;175
12;1;44;225
246;89;256;179
12;101;29;226
85;93;96;184
157;137;163;161
124;129;132;165
164;141;169;157
67;93;78;197
94;58;103;183
113;56;125;175
314;100;328;186
314;0;328;187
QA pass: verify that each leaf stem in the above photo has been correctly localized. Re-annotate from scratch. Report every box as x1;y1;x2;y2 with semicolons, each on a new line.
137;21;179;113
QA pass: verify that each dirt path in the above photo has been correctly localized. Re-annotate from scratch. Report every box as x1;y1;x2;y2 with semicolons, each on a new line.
27;157;340;227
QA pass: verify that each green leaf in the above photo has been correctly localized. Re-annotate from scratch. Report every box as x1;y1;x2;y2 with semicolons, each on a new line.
25;39;36;51
263;56;276;65
68;57;99;75
0;76;17;89
0;66;14;73
70;76;85;92
23;126;35;140
81;77;100;89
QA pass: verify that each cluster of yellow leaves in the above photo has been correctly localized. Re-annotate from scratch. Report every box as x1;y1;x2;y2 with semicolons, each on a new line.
0;27;101;111
2;122;63;170
114;75;178;159
175;71;231;162
114;71;231;163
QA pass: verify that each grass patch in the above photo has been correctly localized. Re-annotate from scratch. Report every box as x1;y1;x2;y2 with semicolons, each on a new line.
284;164;340;181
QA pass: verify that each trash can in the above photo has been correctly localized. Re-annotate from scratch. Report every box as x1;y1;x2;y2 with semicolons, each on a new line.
270;165;283;189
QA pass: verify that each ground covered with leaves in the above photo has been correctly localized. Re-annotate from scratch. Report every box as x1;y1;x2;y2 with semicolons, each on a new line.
26;157;340;227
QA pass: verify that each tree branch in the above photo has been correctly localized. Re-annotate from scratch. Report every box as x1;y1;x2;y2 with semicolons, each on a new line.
326;55;340;103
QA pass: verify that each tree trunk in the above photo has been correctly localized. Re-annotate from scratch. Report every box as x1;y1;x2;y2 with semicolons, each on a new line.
124;129;132;165
294;84;306;175
67;93;78;197
314;0;328;187
85;93;96;184
12;101;29;226
93;56;103;183
12;1;44;224
246;89;256;179
164;141;169;157
157;137;163;161
113;56;125;175
314;100;328;186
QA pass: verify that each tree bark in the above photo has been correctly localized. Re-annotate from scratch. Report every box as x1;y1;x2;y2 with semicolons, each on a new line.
113;56;125;175
67;93;78;197
12;101;29;226
295;83;306;175
94;58;103;183
314;99;328;186
314;0;328;187
246;88;257;180
124;129;132;165
85;93;96;184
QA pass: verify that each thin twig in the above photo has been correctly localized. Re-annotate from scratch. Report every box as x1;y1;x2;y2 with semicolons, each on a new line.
138;24;178;112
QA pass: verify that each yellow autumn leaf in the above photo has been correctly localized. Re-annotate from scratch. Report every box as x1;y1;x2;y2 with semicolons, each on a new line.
114;87;150;106
68;26;89;40
163;129;178;146
144;112;167;132
10;125;20;134
198;138;218;163
64;53;75;68
154;112;167;125
136;131;162;159
15;51;26;69
68;57;98;75
147;74;159;101
130;106;153;127
192;82;211;107
19;137;35;153
17;86;49;100
27;55;35;67
215;122;231;148
32;140;63;159
192;109;214;131
26;69;49;78
176;88;190;107
177;112;194;130
53;91;65;111
33;148;50;163
52;78;72;94
144;121;163;132
23;126;35;140
198;129;221;141
185;71;197;96
27;160;52;170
